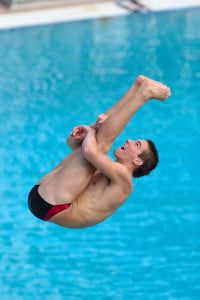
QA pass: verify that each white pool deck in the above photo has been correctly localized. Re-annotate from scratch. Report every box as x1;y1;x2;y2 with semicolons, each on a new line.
0;0;200;30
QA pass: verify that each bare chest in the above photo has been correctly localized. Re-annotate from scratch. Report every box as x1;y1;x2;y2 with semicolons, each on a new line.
89;172;109;192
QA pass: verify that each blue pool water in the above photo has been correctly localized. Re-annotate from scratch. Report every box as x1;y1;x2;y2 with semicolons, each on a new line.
0;7;200;300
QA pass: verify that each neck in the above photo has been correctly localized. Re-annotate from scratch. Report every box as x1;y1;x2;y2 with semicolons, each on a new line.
116;158;135;175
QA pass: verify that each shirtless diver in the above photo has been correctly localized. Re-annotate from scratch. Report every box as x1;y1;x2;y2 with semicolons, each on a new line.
28;75;171;228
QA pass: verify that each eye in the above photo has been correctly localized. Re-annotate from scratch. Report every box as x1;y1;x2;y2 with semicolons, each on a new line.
136;141;141;148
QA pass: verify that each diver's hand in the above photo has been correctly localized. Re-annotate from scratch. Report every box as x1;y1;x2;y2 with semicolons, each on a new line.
71;125;91;141
92;114;108;131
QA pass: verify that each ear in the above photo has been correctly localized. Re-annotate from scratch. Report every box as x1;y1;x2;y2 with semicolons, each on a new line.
133;158;143;167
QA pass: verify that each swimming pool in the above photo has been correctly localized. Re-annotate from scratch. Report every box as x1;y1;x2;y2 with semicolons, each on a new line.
0;7;200;300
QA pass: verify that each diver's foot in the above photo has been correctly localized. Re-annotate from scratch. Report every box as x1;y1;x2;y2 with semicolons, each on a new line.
137;75;171;101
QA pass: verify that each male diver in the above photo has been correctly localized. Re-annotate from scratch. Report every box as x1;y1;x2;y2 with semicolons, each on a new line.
28;75;171;228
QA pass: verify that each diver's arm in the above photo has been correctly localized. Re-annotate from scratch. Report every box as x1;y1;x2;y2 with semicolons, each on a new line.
66;114;108;150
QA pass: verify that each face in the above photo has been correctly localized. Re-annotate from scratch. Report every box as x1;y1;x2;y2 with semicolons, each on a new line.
114;139;149;164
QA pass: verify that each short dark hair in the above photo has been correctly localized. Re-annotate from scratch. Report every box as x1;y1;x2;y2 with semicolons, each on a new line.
133;140;159;178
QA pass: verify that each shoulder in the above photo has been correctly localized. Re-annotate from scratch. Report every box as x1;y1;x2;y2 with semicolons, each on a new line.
110;163;133;194
114;162;131;180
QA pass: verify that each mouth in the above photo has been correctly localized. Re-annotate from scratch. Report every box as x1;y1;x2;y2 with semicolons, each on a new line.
120;143;126;150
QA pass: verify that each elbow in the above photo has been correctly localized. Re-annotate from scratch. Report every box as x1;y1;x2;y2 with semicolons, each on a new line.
66;137;70;145
66;136;73;148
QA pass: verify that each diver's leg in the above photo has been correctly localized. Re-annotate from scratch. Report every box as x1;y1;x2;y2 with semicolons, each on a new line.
102;75;141;116
38;76;170;205
96;75;170;153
